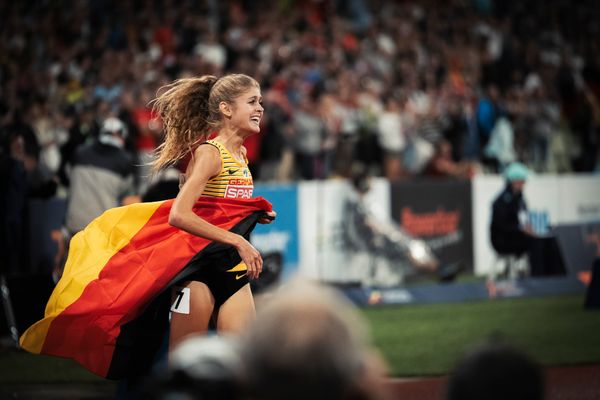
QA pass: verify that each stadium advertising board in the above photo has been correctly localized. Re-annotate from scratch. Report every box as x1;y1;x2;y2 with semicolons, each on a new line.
390;180;474;273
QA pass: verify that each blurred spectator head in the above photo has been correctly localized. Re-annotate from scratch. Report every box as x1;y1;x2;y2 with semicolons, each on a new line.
504;162;531;192
447;341;544;400
139;335;243;400
100;117;128;139
240;278;389;400
169;335;242;377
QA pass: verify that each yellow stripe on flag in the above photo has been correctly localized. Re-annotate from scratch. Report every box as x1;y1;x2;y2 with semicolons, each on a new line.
19;201;163;353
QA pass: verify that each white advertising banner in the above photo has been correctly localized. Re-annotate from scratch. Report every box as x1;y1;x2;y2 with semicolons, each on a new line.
556;175;600;223
298;178;392;284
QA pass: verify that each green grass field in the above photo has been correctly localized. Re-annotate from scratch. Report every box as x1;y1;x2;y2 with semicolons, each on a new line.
1;294;599;385
362;294;600;376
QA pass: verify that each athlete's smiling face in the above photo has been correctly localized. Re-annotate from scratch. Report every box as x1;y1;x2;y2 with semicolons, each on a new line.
228;86;263;135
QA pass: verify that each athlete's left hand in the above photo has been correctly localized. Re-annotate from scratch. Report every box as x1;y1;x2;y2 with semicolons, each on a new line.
259;211;277;224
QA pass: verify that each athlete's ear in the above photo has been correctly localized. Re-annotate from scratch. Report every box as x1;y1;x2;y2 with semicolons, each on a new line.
219;101;232;118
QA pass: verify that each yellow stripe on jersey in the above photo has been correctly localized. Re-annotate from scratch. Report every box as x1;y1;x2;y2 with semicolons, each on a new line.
201;140;254;199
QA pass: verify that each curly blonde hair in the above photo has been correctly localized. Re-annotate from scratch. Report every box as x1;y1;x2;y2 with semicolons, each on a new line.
151;74;260;172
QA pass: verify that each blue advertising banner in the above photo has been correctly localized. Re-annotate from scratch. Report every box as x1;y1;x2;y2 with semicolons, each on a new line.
252;183;299;280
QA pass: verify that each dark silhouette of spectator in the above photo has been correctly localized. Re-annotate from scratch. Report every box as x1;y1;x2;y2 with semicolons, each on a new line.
442;92;472;163
57;105;100;187
490;162;535;258
0;129;28;276
447;341;544;400
1;113;57;276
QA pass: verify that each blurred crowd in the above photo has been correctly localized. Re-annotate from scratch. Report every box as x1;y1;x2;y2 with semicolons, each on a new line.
2;0;600;276
2;0;600;198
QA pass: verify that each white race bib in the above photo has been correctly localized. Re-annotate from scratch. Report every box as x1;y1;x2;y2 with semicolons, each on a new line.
170;287;191;314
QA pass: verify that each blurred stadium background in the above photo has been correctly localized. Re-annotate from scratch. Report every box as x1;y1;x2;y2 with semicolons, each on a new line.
1;0;600;399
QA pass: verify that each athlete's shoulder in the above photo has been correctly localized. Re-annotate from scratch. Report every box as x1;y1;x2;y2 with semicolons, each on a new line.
203;139;225;151
196;140;222;156
189;142;222;175
204;139;219;146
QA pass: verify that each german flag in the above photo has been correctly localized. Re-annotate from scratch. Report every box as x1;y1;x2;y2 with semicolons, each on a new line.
19;196;272;379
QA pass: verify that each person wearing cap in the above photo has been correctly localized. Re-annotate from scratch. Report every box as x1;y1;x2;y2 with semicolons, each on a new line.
490;162;536;261
53;116;135;281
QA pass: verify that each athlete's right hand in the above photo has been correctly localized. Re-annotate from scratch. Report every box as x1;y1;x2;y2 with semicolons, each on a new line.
235;236;263;280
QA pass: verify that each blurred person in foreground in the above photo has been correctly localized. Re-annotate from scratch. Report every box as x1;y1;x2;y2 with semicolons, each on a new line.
137;334;243;400
490;162;536;264
447;341;544;400
240;278;391;400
